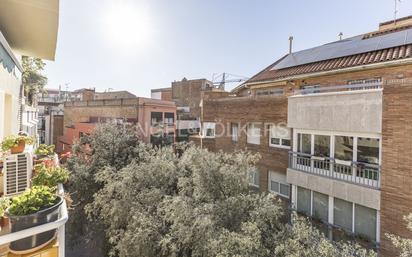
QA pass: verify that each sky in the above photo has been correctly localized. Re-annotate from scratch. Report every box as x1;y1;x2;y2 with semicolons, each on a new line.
44;0;412;97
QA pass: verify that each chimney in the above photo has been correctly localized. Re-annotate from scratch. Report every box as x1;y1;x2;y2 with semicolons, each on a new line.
338;32;343;40
289;36;294;54
379;15;412;31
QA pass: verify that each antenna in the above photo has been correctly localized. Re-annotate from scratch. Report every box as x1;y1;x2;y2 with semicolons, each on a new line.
394;0;402;26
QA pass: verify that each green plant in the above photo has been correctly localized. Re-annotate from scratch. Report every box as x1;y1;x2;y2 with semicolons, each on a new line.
0;197;10;218
35;144;55;156
1;135;35;152
8;186;58;216
32;163;69;188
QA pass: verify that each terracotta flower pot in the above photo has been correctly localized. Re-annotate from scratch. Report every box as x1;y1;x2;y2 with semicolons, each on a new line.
10;141;25;154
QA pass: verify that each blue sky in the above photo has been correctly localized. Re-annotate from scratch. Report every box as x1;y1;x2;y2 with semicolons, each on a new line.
44;0;412;97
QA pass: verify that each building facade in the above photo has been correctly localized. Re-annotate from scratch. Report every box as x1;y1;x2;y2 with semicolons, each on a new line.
193;16;412;256
59;97;176;153
152;78;226;141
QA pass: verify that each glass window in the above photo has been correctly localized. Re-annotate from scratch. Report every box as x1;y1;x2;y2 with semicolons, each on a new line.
334;198;353;232
231;123;239;142
355;204;377;241
269;125;291;148
313;192;328;222
164;112;174;125
297;187;311;215
269;171;289;198
314;135;330;157
270;181;279;192
247;123;261;145
280;184;290;197
249;168;260;187
357;138;379;165
298;133;311;154
151;112;163;125
335;136;354;161
202;122;216;138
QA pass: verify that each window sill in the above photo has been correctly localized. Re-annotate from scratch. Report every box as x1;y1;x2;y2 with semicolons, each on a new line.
269;191;290;199
269;144;291;150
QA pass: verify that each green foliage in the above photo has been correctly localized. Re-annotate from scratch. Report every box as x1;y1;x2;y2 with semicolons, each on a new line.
8;186;58;216
387;214;412;257
66;123;143;256
22;56;47;106
67;123;375;257
0;197;10;218
35;144;55;156
1;135;35;152
32;163;69;188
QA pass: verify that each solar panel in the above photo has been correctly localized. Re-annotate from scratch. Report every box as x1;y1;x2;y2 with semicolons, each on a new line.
271;28;412;70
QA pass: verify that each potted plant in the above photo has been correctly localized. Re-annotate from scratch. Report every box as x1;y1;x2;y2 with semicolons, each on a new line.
0;197;10;227
34;144;55;160
32;163;69;188
7;186;63;254
1;135;35;154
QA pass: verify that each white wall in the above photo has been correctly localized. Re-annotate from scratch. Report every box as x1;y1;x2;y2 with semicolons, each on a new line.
288;90;382;134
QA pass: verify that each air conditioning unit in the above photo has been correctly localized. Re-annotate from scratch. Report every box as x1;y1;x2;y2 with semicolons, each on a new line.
3;153;33;196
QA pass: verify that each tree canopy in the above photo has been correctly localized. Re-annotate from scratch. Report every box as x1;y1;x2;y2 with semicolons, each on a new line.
22;56;47;106
67;123;376;257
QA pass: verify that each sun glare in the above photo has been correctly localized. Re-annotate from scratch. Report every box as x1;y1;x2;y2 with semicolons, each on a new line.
103;1;152;49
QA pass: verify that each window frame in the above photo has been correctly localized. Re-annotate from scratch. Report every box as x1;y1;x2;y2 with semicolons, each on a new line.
269;125;291;149
231;123;239;142
268;171;290;198
202;122;216;138
248;168;260;188
247;123;261;145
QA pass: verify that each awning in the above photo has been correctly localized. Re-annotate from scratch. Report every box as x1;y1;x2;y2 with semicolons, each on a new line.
0;0;60;60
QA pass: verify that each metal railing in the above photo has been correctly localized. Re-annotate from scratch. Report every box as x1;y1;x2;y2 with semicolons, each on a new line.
0;184;68;256
288;152;380;189
293;82;383;95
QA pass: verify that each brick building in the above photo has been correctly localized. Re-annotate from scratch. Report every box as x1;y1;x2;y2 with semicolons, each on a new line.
193;16;412;256
152;78;226;141
58;97;176;153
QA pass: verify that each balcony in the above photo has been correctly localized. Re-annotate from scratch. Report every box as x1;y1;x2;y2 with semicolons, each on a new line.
0;184;68;257
288;152;380;189
288;83;382;134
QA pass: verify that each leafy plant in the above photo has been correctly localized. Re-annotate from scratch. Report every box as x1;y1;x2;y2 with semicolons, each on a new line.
32;163;69;188
35;144;55;156
0;197;10;218
22;56;47;106
1;135;35;152
8;186;58;216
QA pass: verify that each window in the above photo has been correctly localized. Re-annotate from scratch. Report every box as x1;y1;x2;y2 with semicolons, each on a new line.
357;137;379;165
165;112;174;126
231;123;239;142
334;136;354;162
297;133;311;154
314;135;330;157
313;192;328;222
297;187;311;215
247;123;261;145
334;198;353;232
165;133;174;145
355;204;377;241
256;88;284;96
248;168;260;187
151;112;163;125
269;171;289;198
202;122;216;138
269;125;291;148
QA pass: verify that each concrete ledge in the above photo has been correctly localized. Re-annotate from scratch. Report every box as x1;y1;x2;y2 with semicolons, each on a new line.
287;168;380;210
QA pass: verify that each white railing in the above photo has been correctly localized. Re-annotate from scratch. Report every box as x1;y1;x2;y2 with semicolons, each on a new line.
0;184;68;257
289;152;380;189
293;82;383;95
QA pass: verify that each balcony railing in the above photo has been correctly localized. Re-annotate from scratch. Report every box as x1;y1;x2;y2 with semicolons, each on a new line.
288;152;380;189
0;184;68;256
293;82;382;96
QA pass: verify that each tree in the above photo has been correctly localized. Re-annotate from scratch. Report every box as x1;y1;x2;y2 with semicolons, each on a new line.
22;56;47;106
67;123;375;257
387;214;412;257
